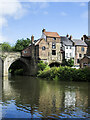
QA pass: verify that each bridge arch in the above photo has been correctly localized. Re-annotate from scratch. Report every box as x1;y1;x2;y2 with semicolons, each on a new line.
9;58;30;75
1;52;38;76
3;52;21;76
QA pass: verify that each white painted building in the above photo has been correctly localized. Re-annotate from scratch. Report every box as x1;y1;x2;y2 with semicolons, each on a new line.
61;36;75;60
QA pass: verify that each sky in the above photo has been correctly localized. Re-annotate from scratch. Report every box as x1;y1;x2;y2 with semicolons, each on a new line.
0;1;88;45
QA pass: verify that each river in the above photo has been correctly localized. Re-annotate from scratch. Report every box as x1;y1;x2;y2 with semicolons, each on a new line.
1;75;89;118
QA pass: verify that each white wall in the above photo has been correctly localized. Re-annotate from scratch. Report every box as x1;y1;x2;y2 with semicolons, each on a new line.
65;46;75;60
41;32;46;40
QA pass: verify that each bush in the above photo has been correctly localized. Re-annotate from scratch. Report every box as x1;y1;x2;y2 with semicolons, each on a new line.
38;66;90;82
37;61;49;71
62;58;74;67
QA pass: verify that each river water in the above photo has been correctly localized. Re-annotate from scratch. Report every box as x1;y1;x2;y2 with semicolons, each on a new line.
1;75;89;118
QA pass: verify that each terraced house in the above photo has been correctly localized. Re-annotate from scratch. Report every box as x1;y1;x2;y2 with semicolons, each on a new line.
71;39;87;65
61;35;75;61
22;29;88;66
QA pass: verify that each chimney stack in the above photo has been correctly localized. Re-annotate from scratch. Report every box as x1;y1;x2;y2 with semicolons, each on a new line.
81;36;84;41
66;34;69;38
69;35;73;40
42;28;45;33
31;35;34;44
81;35;88;41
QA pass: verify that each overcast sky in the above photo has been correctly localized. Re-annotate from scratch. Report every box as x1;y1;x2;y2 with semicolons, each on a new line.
0;1;88;45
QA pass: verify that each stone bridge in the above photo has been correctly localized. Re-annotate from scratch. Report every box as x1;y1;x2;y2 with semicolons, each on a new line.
0;52;37;77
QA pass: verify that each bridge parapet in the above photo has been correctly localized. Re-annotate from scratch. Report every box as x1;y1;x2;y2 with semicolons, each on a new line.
0;52;21;60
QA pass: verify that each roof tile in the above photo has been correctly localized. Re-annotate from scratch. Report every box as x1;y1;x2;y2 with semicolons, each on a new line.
44;31;60;38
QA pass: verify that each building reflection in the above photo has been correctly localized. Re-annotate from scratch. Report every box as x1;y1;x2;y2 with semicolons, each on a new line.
2;76;89;117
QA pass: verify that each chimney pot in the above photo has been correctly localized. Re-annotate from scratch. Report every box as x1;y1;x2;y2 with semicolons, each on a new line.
69;35;72;40
31;35;34;44
42;28;45;33
66;34;69;38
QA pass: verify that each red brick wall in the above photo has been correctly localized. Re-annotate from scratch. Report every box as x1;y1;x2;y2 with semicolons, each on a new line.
22;46;31;57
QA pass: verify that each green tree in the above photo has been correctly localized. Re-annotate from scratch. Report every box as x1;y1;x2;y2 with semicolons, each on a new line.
14;38;31;52
67;58;74;67
1;42;12;52
38;61;48;71
62;58;74;67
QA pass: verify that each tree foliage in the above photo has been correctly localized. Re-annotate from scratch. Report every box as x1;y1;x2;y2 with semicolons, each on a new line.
38;66;90;82
1;42;12;52
62;58;74;67
38;61;48;71
14;38;31;52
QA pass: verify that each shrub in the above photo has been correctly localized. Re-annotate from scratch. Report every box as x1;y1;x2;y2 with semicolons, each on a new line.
37;61;49;71
62;58;74;67
38;66;90;82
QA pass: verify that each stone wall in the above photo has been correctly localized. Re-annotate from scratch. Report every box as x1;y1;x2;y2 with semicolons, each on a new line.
74;46;87;65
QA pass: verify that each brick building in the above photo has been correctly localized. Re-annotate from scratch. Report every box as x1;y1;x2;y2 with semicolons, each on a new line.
22;29;88;67
22;29;62;65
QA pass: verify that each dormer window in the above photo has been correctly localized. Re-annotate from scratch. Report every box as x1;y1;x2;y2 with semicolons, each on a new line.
53;37;56;40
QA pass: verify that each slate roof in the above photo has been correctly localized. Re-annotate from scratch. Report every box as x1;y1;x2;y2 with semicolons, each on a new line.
72;39;87;46
34;38;45;46
61;36;73;46
44;31;60;38
87;56;90;59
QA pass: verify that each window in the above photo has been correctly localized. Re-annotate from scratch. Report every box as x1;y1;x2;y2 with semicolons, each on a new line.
70;46;72;49
70;53;72;57
81;47;84;52
52;50;56;55
66;53;68;57
77;59;80;63
24;51;27;53
42;46;46;50
79;54;82;57
53;37;56;40
66;46;68;49
84;54;86;57
52;42;56;49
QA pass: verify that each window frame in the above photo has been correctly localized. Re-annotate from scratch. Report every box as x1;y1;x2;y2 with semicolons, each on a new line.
66;53;68;57
79;54;82;57
77;59;80;63
42;46;46;50
52;50;56;55
52;42;56;49
24;51;27;53
81;47;84;52
70;53;72;57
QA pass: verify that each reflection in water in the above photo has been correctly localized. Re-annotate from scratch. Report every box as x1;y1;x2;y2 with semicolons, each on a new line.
2;76;89;118
0;77;2;119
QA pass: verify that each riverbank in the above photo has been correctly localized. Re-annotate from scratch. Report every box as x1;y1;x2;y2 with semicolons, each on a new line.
37;66;90;82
